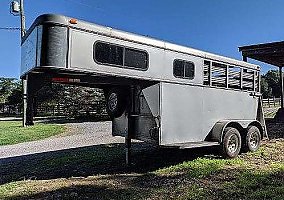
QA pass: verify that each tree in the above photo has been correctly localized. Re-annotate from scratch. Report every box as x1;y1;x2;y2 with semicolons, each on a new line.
0;78;22;115
0;78;20;103
0;77;106;117
260;76;271;98
262;70;280;97
7;88;22;105
34;83;106;117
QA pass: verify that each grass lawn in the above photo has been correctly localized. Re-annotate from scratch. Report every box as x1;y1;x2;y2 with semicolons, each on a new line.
0;138;283;199
0;121;65;146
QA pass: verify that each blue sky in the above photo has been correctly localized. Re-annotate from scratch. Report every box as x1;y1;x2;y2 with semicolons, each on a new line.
0;0;283;78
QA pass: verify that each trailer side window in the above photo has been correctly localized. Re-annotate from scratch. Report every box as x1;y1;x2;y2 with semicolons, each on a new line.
173;59;194;79
94;41;148;70
124;48;148;69
95;42;123;66
173;60;184;77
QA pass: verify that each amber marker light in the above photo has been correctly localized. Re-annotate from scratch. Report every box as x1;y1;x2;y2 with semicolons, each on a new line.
69;18;78;24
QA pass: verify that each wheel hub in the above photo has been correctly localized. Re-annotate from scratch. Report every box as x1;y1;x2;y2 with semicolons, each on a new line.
249;131;259;149
228;135;238;153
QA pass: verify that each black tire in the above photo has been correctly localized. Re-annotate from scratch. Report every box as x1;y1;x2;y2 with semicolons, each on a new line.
105;87;127;118
242;126;261;153
221;127;242;158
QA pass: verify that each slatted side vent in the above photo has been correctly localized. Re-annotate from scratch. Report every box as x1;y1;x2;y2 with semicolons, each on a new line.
228;66;241;89
211;62;227;87
242;69;254;91
203;60;260;92
255;71;260;92
203;60;210;85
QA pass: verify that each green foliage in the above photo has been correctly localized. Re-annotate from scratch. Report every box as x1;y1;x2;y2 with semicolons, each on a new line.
35;83;106;117
7;87;22;105
0;77;21;104
0;77;106;117
262;70;280;98
261;76;271;98
0;121;65;146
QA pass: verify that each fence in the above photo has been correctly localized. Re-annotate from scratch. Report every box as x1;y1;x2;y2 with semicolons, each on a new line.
2;97;280;116
0;103;21;115
262;97;281;108
35;101;108;118
0;102;108;118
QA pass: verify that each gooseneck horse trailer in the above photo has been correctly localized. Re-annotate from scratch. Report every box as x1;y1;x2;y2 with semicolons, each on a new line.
21;14;266;162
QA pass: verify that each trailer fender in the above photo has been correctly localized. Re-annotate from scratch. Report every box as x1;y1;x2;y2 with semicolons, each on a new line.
211;120;263;143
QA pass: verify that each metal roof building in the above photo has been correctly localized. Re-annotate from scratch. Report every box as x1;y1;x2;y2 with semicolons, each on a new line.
239;41;284;120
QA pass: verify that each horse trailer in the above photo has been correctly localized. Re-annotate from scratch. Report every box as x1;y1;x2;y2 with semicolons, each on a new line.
21;14;266;162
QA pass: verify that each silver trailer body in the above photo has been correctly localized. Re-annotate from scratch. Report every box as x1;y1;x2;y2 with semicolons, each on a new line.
21;14;264;149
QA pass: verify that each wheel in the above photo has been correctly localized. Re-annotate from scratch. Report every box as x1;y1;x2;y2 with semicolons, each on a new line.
242;126;261;152
105;87;127;118
221;127;241;158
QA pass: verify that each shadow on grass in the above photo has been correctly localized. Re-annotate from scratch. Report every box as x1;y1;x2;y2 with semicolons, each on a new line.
265;118;284;139
0;142;220;185
5;164;284;200
9;183;152;200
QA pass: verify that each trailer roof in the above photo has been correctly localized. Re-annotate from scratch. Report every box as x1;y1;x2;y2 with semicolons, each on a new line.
25;14;259;70
239;41;284;67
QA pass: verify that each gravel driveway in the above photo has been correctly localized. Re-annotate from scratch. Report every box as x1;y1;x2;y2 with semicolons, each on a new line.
0;121;126;159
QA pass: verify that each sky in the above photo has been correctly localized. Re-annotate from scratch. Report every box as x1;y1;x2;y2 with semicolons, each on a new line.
0;0;283;78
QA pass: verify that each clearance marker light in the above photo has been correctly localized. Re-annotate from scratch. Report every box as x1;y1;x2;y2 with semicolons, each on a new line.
69;18;78;24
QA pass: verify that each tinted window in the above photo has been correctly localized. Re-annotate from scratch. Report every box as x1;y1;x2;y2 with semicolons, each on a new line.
184;62;194;78
173;60;184;77
94;41;148;70
124;48;148;69
95;42;108;63
173;59;194;79
95;42;123;66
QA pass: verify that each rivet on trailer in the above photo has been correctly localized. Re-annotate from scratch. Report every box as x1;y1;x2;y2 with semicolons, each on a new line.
21;14;267;164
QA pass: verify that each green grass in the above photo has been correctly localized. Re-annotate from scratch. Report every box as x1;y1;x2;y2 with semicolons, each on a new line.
0;121;65;146
221;169;284;200
155;157;244;178
0;139;283;200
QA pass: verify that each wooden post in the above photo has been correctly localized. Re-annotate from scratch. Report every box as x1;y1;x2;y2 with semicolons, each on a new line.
280;67;284;108
273;96;276;107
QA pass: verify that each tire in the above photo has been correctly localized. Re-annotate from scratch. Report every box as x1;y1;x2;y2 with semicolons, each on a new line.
105;87;127;118
221;127;242;158
242;126;261;153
